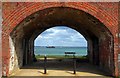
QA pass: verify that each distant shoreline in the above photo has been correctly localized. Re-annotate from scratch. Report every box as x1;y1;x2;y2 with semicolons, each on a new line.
35;55;88;59
34;46;87;48
35;54;87;56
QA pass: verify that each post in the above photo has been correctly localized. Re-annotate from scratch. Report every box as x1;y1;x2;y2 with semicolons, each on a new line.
44;55;47;74
73;54;76;74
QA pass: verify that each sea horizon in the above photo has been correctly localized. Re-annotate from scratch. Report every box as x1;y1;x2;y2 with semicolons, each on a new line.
34;46;87;56
35;46;87;48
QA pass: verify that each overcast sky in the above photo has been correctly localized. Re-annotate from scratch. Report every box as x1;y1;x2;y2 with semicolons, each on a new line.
34;26;87;47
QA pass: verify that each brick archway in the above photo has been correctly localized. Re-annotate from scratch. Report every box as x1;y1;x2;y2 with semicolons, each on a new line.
2;2;119;77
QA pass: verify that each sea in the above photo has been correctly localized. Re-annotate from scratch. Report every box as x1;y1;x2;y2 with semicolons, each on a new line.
34;46;87;56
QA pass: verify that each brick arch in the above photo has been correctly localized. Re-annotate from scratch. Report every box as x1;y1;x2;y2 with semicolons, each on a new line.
2;2;119;77
2;2;117;35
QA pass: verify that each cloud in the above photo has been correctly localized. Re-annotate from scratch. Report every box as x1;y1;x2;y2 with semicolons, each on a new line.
34;26;87;47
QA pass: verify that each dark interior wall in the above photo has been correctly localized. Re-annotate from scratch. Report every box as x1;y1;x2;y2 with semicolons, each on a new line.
9;28;25;74
99;32;114;75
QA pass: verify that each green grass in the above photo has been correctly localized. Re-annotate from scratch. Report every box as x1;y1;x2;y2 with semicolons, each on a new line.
35;55;87;59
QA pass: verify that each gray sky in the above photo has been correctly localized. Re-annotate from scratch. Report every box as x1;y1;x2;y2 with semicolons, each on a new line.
34;26;87;47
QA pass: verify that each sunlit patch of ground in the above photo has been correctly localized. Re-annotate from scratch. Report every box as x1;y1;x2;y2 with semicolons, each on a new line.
10;58;112;78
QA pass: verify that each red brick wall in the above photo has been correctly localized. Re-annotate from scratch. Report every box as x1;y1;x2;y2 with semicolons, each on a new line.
2;2;119;76
118;2;120;76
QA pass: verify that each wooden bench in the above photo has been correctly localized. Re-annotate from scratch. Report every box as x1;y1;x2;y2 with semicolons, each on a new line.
64;51;76;57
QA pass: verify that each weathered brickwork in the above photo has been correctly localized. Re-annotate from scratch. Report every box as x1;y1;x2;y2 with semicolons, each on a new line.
1;2;120;77
118;2;120;76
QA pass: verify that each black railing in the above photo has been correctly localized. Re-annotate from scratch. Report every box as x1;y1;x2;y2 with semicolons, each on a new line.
43;52;76;74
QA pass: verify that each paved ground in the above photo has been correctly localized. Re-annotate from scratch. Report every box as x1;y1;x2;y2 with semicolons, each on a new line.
10;58;112;78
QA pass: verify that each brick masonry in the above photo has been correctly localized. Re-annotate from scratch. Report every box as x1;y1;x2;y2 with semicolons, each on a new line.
1;2;120;77
0;2;2;78
119;2;120;76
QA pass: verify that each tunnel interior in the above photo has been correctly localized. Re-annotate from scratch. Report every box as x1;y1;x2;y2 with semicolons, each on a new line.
9;7;114;76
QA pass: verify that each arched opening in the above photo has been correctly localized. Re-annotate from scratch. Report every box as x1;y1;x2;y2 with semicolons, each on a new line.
34;26;87;60
9;7;114;76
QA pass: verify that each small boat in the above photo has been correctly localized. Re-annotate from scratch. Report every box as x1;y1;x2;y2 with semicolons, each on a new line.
46;46;55;48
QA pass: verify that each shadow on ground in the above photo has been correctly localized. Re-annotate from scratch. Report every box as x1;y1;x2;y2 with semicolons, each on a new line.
9;58;113;78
